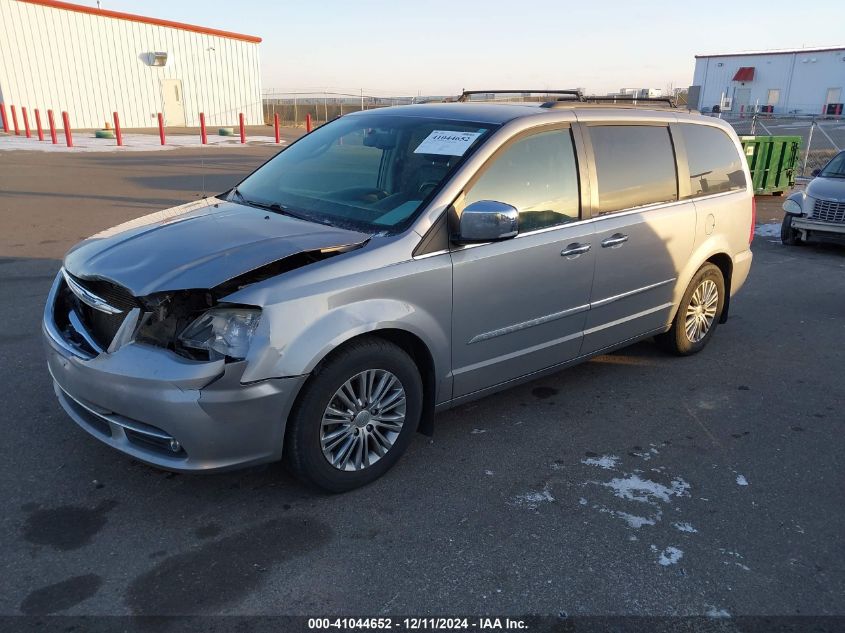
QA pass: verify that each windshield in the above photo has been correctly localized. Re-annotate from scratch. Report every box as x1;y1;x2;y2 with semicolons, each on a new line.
819;151;845;178
233;113;497;233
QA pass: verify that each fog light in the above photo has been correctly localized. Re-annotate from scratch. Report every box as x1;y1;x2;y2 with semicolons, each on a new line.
169;439;182;453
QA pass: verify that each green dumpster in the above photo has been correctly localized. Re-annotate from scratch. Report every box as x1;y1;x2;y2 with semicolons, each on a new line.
739;135;801;195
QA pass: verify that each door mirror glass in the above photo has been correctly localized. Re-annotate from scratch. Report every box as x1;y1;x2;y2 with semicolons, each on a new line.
811;168;821;177
456;200;518;243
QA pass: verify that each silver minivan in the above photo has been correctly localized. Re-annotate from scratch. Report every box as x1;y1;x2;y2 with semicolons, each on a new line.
44;93;754;491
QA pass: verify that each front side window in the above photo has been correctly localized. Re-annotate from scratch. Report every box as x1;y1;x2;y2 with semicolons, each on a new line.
234;114;496;234
819;151;845;178
590;125;678;214
679;124;747;197
464;128;580;232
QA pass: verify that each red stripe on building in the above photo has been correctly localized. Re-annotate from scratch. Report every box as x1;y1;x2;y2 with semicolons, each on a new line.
16;0;262;43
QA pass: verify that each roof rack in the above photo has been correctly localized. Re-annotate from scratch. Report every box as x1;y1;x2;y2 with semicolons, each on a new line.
458;89;583;103
457;89;691;111
541;94;679;109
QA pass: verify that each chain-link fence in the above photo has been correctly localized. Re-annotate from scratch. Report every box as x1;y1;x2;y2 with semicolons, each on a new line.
262;92;422;128
704;112;843;178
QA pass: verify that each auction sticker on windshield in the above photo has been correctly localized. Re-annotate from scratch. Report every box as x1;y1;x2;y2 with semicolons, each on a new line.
414;130;484;156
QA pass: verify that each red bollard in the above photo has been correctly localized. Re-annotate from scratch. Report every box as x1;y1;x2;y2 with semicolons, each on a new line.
273;113;280;143
113;112;123;146
157;113;165;145
199;112;207;144
35;109;44;141
0;103;8;133
47;110;58;144
305;113;312;133
22;107;31;138
239;112;245;144
61;111;73;147
11;105;20;135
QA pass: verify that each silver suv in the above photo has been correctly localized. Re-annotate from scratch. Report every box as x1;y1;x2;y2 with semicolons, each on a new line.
43;93;754;491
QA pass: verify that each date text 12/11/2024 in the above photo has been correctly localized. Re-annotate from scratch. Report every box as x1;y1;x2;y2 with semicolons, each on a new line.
307;617;528;630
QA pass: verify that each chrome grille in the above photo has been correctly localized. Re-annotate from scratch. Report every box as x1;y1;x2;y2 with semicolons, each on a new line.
812;198;845;224
63;273;139;349
65;272;137;312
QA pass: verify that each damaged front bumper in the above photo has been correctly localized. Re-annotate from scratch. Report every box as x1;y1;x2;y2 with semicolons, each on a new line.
792;217;845;240
43;272;306;472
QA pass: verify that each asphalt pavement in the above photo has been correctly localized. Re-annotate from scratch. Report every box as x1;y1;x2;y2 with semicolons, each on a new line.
0;145;843;625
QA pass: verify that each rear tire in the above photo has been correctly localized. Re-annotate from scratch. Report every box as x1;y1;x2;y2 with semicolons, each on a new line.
781;214;802;245
656;263;725;356
284;336;422;493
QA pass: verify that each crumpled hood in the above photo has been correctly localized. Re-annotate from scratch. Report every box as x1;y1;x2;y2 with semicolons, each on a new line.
64;197;370;296
806;177;845;203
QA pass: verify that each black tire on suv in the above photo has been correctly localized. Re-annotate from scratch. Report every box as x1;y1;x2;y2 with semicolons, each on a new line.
656;263;725;356
284;336;423;492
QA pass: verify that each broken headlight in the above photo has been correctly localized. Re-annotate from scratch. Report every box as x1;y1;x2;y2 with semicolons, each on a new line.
178;307;261;360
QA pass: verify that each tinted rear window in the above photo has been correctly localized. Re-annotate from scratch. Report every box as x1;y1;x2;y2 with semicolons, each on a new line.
590;125;678;213
679;124;746;197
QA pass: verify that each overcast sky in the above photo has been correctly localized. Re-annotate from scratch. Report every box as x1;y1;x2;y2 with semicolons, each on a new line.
100;0;844;97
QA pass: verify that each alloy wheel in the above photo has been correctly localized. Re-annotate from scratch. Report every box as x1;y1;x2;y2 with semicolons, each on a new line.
320;369;407;471
684;279;719;343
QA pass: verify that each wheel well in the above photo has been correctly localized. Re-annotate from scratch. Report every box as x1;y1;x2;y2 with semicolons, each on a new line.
706;253;733;324
311;329;437;436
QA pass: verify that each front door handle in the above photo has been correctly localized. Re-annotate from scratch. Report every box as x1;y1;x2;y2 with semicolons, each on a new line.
601;233;629;248
561;243;591;258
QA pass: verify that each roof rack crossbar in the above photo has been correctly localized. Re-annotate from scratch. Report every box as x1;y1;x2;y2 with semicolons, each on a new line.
581;95;677;108
458;89;584;103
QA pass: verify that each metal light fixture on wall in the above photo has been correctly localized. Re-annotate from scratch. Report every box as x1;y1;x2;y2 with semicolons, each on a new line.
147;52;168;67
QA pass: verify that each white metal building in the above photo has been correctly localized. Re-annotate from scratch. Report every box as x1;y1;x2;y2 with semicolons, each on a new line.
690;47;845;116
0;0;263;129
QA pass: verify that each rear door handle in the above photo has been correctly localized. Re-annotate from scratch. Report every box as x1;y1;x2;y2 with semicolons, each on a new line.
601;233;629;248
561;243;591;258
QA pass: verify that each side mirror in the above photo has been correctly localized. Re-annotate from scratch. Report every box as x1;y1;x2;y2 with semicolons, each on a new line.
455;200;518;243
811;168;821;177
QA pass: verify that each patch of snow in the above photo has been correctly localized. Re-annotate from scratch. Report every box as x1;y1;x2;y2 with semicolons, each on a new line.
512;487;555;509
736;474;749;486
705;606;731;619
616;511;659;529
578;498;588;506
754;223;782;238
484;470;494;476
735;563;751;571
672;522;698;533
602;474;690;504
581;455;620;469
596;505;660;529
471;428;487;434
657;546;684;566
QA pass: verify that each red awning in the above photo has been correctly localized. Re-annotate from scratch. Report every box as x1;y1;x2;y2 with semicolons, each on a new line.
732;67;755;82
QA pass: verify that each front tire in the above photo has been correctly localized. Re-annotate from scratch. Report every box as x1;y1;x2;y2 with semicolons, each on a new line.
656;263;725;356
284;337;423;492
781;214;802;245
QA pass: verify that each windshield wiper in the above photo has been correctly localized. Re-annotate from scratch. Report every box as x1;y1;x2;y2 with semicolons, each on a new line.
229;187;254;205
230;190;333;226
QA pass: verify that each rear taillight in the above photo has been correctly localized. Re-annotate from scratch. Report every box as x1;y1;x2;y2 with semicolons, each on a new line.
749;197;756;244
